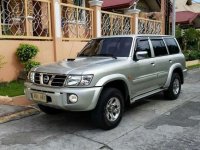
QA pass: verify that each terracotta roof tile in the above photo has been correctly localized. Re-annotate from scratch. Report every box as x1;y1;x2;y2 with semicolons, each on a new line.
176;11;200;24
102;0;135;10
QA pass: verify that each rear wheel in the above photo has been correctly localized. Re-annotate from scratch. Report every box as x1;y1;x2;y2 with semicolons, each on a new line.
164;73;181;100
38;104;62;115
91;88;124;130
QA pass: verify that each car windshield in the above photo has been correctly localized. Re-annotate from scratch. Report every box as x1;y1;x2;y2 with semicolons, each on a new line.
78;37;133;58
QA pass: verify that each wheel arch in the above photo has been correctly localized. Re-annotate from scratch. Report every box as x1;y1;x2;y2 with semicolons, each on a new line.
173;68;184;84
95;74;131;106
163;63;184;89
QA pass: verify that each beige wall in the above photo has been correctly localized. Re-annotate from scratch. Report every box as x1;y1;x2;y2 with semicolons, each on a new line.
0;40;87;82
57;41;87;59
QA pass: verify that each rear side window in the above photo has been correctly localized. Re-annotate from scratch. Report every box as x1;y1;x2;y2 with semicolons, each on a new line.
151;39;168;57
164;38;180;54
135;38;151;58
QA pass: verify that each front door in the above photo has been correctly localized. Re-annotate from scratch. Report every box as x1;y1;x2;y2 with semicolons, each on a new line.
130;38;159;97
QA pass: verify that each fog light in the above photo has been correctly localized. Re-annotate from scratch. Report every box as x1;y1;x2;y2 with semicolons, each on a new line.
68;94;78;103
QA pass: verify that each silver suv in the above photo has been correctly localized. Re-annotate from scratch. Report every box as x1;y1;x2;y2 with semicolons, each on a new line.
25;35;187;130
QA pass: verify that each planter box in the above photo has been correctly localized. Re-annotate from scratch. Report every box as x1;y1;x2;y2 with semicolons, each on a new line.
186;60;200;67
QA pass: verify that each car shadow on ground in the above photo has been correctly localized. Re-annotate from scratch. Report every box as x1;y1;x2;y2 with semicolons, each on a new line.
31;92;172;131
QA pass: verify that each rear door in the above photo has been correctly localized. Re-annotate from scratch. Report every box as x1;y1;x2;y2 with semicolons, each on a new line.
164;37;181;65
150;38;171;87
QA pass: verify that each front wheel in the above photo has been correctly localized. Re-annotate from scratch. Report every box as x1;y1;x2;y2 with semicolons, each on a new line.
91;88;124;130
164;73;181;100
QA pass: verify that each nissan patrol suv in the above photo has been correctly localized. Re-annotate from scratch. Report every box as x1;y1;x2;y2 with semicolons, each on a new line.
25;35;187;130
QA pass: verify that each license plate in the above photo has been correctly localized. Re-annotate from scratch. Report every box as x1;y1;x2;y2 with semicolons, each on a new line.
32;93;46;102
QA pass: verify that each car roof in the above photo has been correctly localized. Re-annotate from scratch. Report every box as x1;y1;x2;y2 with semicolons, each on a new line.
94;34;174;39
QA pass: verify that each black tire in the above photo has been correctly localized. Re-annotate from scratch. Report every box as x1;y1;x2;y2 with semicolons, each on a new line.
91;88;124;130
38;104;62;115
164;73;181;100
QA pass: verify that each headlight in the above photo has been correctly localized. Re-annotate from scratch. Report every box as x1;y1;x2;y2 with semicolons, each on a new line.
28;71;35;83
65;75;93;86
67;75;82;86
80;75;93;86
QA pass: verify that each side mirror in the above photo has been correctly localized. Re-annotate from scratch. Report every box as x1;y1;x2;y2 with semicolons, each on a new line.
135;51;148;60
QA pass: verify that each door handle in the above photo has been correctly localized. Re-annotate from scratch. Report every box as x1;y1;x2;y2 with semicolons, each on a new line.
151;62;155;67
169;60;173;63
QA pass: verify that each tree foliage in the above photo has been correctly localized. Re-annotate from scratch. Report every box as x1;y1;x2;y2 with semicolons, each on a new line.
184;28;200;49
176;26;200;51
175;26;182;39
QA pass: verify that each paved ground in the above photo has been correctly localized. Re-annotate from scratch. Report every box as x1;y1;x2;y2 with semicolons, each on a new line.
0;105;25;117
0;69;200;150
0;96;39;124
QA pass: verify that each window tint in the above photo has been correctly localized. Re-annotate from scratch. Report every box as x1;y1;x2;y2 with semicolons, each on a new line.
135;38;151;58
79;37;132;57
151;39;168;57
164;38;180;54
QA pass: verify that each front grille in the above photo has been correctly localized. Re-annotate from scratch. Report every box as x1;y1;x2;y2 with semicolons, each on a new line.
34;73;40;84
34;73;67;87
51;75;67;87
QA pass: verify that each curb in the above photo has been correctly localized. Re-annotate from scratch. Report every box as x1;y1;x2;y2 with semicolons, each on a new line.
0;107;40;124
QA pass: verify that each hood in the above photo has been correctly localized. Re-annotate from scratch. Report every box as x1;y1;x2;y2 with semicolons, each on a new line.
34;57;126;75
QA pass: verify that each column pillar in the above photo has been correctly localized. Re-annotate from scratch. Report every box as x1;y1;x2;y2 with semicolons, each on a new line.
89;0;103;38
125;9;140;34
25;0;34;36
161;0;166;35
52;0;62;61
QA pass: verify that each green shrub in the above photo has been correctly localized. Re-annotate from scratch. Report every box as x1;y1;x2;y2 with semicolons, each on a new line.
175;27;200;51
175;25;182;39
24;60;40;72
16;44;39;63
184;50;200;61
16;43;40;78
183;28;200;51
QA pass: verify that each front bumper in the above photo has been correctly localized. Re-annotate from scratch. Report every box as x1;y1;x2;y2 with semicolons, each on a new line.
24;82;102;111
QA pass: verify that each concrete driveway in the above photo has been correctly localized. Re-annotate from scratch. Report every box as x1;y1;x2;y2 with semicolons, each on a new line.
0;69;200;150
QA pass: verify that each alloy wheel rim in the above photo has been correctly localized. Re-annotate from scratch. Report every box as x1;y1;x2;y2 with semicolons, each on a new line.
105;97;121;122
173;78;180;95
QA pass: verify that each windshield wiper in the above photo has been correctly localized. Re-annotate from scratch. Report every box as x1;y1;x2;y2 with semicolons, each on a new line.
78;54;90;57
79;53;117;59
95;54;117;59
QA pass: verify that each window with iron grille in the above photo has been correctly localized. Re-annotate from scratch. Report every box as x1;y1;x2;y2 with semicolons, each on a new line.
0;0;51;37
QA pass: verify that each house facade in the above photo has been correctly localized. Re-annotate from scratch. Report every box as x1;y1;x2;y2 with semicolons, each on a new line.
176;11;200;29
0;0;169;81
175;0;200;13
175;0;200;29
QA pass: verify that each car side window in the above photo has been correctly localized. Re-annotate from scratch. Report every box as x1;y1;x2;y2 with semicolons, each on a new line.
164;38;180;54
151;39;168;57
135;38;152;58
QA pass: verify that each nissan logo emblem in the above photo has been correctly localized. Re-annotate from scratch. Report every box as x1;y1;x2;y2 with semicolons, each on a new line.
43;75;50;83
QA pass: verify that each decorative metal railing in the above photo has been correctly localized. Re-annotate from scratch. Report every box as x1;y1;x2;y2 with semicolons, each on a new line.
0;0;52;39
138;18;162;35
101;11;132;36
0;1;163;40
61;3;93;41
